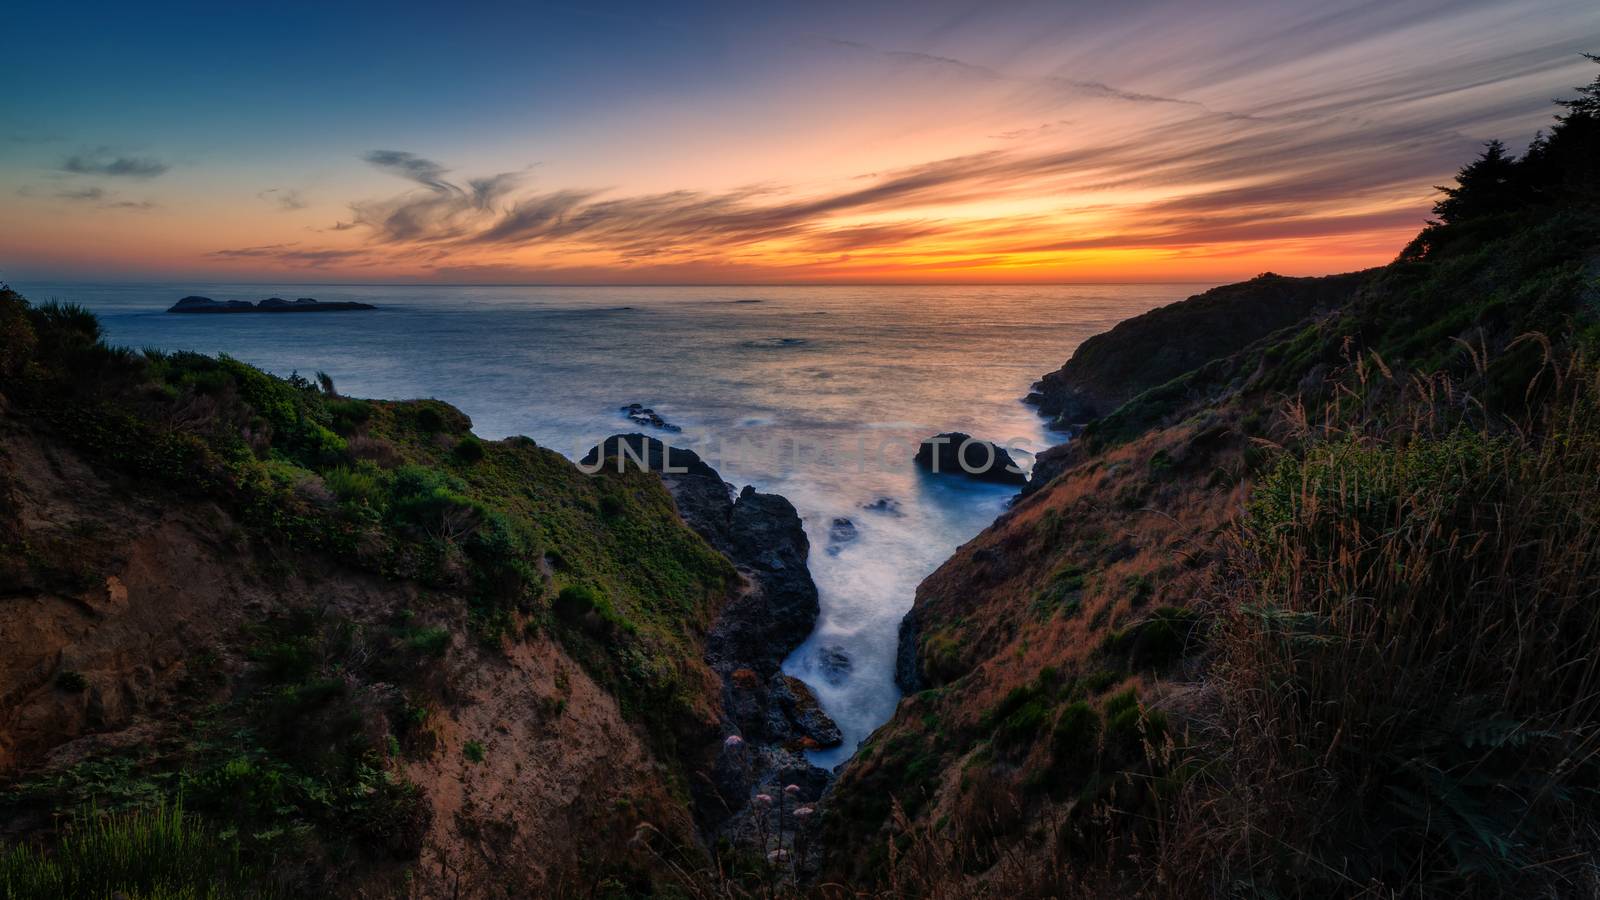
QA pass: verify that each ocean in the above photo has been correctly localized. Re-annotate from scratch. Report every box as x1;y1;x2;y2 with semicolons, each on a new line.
14;281;1191;766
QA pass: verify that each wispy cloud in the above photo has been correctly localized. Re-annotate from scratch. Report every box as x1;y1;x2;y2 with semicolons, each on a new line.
207;243;374;266
45;184;157;211
60;147;169;178
200;10;1595;280
258;188;308;211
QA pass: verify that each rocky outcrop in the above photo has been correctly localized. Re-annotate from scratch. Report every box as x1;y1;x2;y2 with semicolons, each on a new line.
581;434;834;742
168;295;376;313
1026;271;1369;431
620;403;682;432
894;606;922;693
913;432;1027;485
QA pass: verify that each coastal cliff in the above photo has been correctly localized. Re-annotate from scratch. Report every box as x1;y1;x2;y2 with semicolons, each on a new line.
0;295;822;895
824;76;1600;897
1027;271;1369;432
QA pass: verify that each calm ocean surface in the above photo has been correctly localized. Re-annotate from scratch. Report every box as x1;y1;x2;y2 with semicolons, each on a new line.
15;281;1193;765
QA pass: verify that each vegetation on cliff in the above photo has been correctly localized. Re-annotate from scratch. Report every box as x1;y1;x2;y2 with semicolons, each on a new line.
0;288;739;895
826;58;1600;897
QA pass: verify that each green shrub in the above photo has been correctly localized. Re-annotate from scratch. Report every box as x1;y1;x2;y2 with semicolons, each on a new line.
994;698;1051;755
323;465;383;508
403;626;450;657
462;740;485;764
920;630;967;686
55;670;88;692
452;436;485;464
554;584;600;622
325;398;372;434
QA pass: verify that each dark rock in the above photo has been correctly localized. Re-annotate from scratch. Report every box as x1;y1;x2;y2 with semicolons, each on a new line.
913;433;1027;486
861;496;904;517
711;743;830;873
1024;442;1078;494
895;607;922;693
716;486;820;675
825;516;858;555
770;674;843;747
583;433;833;838
619;402;682;433
167;296;376;314
816;645;852;686
828;517;857;543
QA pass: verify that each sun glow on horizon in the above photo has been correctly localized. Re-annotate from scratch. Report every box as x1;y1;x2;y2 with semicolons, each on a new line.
3;1;1597;285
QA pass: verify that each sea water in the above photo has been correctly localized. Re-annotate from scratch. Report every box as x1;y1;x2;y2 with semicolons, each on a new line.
16;281;1189;766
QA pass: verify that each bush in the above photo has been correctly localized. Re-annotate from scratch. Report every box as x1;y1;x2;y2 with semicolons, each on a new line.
325;398;371;434
552;584;630;634
553;584;600;622
452;436;485;464
462;740;486;764
323;466;382;508
55;671;88;692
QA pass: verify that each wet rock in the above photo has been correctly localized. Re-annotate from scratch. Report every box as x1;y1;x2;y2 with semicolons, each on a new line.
770;674;843;748
825;516;858;555
619;402;682;433
1024;441;1078;494
914;432;1027;486
817;645;852;686
895;607;922;693
861;496;904;517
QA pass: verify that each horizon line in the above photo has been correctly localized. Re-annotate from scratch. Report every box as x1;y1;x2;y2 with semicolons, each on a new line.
8;278;1232;289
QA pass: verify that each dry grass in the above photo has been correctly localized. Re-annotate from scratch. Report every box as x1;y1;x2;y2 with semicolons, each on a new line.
1155;342;1600;897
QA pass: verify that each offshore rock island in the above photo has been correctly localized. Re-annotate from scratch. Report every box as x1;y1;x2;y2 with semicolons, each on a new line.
168;295;377;313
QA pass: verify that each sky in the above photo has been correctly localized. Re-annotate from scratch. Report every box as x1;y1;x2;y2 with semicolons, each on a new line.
2;0;1597;284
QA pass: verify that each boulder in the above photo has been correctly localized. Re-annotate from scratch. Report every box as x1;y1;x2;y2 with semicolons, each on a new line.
913;433;1026;485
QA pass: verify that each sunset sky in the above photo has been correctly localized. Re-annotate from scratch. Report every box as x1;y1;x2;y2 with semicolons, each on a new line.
3;0;1598;284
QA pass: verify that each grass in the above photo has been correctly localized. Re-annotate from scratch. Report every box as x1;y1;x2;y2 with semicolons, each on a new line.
0;801;264;900
1168;352;1600;894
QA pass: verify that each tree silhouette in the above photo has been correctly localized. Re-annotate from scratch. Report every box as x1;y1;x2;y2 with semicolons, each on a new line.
1431;140;1521;224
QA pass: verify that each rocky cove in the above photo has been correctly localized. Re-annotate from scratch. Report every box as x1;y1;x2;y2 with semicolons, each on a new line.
0;277;1340;892
0;279;1103;893
0;259;1473;896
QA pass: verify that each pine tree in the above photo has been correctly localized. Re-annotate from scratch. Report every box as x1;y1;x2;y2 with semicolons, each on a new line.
1431;140;1521;224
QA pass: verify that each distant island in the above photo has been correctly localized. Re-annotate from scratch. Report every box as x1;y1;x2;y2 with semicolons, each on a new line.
167;295;376;314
